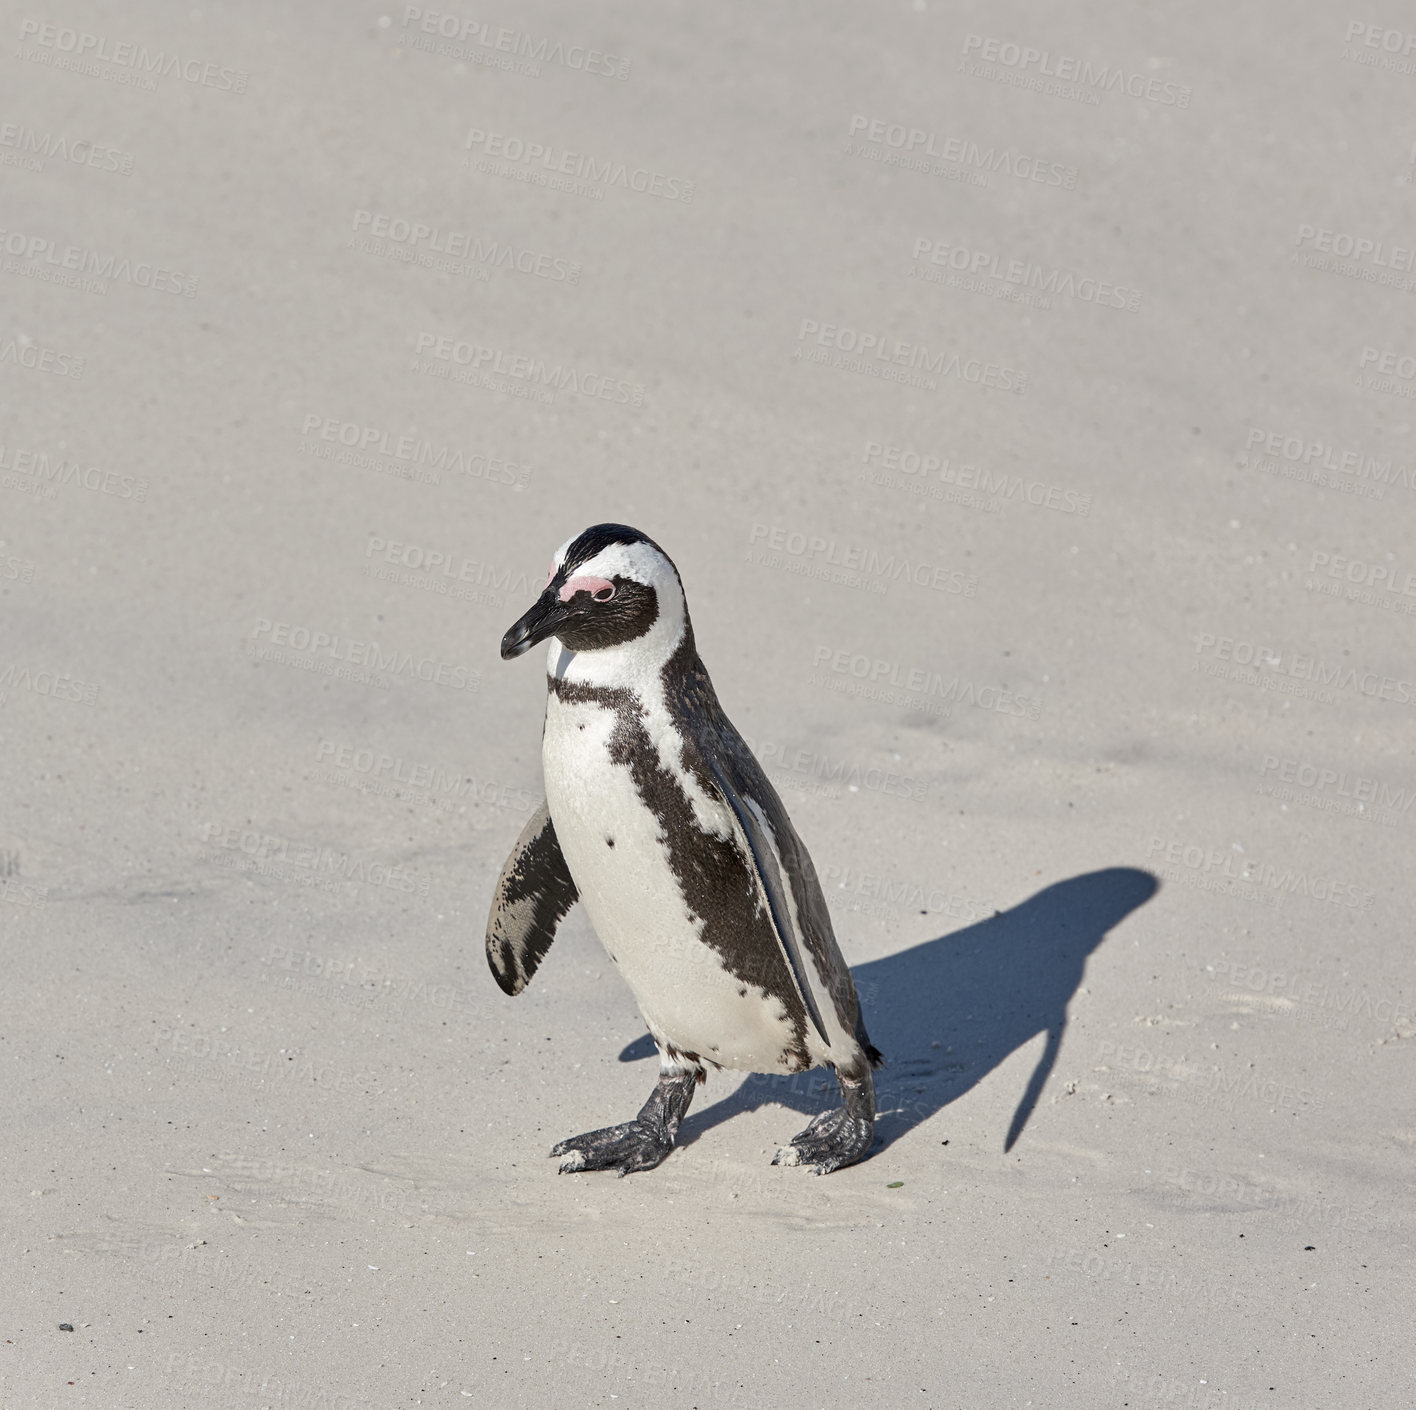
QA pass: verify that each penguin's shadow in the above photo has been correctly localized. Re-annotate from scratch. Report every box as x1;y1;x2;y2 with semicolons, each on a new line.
618;867;1159;1154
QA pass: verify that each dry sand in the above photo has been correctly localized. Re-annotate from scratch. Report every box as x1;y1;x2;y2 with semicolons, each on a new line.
3;3;1413;1406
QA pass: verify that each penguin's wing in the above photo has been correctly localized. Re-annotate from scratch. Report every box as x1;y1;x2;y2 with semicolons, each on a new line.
485;801;579;996
681;702;864;1050
698;751;832;1047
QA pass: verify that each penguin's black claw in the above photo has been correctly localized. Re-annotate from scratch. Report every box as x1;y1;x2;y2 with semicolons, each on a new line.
772;1106;875;1175
550;1121;674;1177
551;1067;699;1176
775;1109;872;1172
773;1069;877;1174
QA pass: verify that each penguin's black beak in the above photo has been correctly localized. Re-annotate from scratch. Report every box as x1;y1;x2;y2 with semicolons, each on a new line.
501;590;570;660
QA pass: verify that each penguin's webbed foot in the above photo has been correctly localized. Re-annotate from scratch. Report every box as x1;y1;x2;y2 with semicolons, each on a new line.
773;1067;877;1175
551;1121;674;1177
550;1065;699;1178
773;1107;874;1174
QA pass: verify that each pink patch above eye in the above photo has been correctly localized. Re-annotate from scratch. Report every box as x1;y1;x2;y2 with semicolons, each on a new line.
559;574;616;603
544;559;557;590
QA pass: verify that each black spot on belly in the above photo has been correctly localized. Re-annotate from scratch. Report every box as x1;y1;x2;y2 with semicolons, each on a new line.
738;986;747;997
605;835;615;848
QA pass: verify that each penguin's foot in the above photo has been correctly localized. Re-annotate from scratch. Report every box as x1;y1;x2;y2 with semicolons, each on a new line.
772;1107;874;1174
551;1120;674;1177
551;1065;699;1178
773;1067;877;1175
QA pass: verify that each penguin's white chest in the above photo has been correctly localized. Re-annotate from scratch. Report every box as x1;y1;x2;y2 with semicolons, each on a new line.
542;692;802;1074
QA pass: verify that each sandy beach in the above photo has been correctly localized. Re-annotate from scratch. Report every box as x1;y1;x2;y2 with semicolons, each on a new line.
3;3;1413;1406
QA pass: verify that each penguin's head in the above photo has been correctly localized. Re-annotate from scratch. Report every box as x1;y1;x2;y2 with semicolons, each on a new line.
500;523;689;670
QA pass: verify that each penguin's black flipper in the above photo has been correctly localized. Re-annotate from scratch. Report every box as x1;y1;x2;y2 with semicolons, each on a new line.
697;754;833;1049
670;649;876;1062
486;801;579;996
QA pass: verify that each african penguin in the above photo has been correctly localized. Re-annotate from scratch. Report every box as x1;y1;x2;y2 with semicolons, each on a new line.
487;523;882;1176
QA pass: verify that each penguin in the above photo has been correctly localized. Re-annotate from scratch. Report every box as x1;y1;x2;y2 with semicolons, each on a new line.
486;523;882;1176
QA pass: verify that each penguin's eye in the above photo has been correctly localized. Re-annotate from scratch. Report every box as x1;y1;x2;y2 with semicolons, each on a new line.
592;585;616;602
